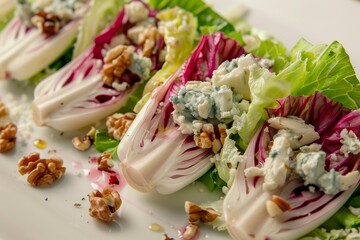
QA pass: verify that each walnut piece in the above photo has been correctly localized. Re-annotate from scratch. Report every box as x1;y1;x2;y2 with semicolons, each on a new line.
96;152;114;171
0;122;17;153
102;45;134;87
0;101;9;118
182;223;198;240
31;11;62;35
162;234;174;240
184;201;220;223
194;123;227;154
106;112;136;141
138;25;160;57
88;186;121;222
72;126;96;151
266;195;291;217
18;152;66;186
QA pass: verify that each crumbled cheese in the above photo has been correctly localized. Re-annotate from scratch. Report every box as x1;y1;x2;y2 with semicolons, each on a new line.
349;206;360;217
296;149;359;195
211;54;260;100
171;81;242;134
4;93;34;146
124;2;149;23
340;129;360;157
268;116;320;149
112;82;129;91
128;53;152;81
262;134;293;191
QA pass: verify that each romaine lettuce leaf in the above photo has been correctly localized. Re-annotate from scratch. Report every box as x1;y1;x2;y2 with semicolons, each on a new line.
143;7;197;95
94;129;119;159
290;39;360;109
148;0;234;34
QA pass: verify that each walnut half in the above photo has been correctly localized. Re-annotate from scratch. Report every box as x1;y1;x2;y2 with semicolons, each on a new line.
106;112;136;141
0;122;17;153
194;124;227;154
0;101;9;118
18;152;66;186
96;152;114;171
88;186;121;222
184;201;220;223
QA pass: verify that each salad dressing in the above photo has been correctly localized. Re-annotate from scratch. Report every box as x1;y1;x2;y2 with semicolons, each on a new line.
33;138;47;149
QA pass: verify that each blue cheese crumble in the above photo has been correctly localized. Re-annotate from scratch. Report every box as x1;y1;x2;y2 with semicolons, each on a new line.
211;54;261;100
245;117;359;195
340;129;360;157
170;81;242;134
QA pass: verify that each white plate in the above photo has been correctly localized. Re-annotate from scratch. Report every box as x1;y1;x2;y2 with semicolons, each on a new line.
1;1;360;240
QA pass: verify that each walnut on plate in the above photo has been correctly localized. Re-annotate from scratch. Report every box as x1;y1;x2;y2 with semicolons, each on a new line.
106;112;136;141
184;201;220;223
0;122;17;153
96;152;114;171
18;152;66;186
72;126;96;151
0;101;9;118
88;186;121;222
194;123;227;154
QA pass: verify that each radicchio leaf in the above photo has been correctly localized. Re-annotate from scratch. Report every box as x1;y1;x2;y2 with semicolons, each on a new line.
32;2;164;131
118;33;245;194
224;92;360;240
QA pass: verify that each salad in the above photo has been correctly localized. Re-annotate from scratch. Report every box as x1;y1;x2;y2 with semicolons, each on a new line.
0;0;123;82
0;0;360;240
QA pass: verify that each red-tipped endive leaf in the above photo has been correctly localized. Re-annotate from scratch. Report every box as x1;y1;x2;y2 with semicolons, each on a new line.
118;33;245;194
224;92;360;240
33;3;162;131
0;0;90;81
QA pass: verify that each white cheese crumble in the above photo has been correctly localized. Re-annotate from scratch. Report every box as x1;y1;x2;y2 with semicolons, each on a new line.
340;129;360;157
124;2;149;24
171;81;243;135
245;116;359;195
5;93;34;146
349;206;360;217
211;54;260;100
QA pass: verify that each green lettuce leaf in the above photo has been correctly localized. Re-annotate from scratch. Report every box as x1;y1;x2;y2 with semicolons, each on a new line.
94;129;119;159
142;7;197;94
72;0;125;58
246;36;288;73
149;0;234;34
119;80;147;114
0;7;14;32
197;166;227;192
29;43;74;85
290;39;360;109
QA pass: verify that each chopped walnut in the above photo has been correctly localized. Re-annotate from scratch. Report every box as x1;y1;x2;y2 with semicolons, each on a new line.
0;101;9;118
88;186;121;222
102;45;134;87
96;152;114;171
0;122;17;153
106;112;136;141
184;201;220;223
31;11;62;35
18;152;66;186
194;124;227;154
72;126;96;151
266;195;291;217
182;223;198;240
138;25;160;57
162;234;174;240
